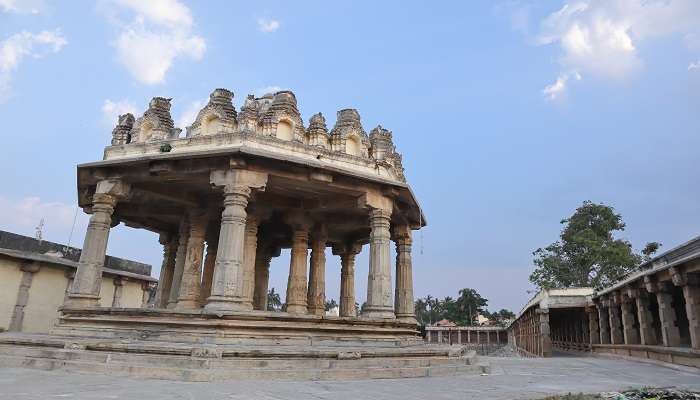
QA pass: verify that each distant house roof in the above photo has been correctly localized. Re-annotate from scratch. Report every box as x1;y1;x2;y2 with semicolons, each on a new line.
435;319;457;327
0;230;154;281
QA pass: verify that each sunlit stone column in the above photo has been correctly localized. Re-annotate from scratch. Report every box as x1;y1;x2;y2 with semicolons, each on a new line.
111;278;124;308
598;303;610;344
242;215;260;307
671;267;700;349
393;224;415;323
67;179;128;308
334;242;362;318
646;276;682;347
9;262;40;331
154;233;177;308
620;292;640;345
538;308;552;357
286;217;310;314
364;208;394;319
176;211;208;309
205;168;267;312
167;219;190;309
307;225;327;316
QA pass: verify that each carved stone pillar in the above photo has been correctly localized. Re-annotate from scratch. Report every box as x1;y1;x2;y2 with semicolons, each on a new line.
364;208;394;319
598;304;610;344
67;179;128;308
176;211;208;309
334;242;361;318
253;246;278;311
671;267;700;349
609;296;624;345
538;308;552;357
9;262;40;331
286;219;310;314
205;169;267;311
652;279;682;347
141;282;152;308
154;233;178;308
620;293;640;345
63;270;75;303
393;224;415;323
242;215;260;307
587;306;600;345
167;219;190;309
307;225;327;316
635;289;658;345
199;239;218;305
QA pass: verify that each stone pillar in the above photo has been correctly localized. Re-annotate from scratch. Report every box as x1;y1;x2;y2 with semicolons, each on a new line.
242;215;260;307
393;224;415;323
154;233;177;308
587;306;600;345
199;239;218;305
334;243;362;318
175;211;208;309
671;267;700;349
63;270;75;303
9;262;40;331
364;208;394;319
167;219;190;309
620;293;640;345
111;277;124;308
141;282;152;308
653;280;682;347
635;290;658;346
253;246;278;311
609;296;624;345
205;169;267;311
598;304;610;344
307;225;327;316
286;219;310;314
67;180;128;307
538;308;552;357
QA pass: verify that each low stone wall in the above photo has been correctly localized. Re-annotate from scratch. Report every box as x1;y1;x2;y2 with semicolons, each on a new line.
424;326;507;354
592;343;700;369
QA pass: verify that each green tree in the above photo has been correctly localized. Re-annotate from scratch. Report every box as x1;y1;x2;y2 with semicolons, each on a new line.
324;298;338;311
454;288;488;326
267;288;282;311
530;201;661;290
489;309;516;326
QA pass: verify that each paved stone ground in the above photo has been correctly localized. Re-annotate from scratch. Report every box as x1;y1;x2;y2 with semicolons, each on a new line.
0;356;698;400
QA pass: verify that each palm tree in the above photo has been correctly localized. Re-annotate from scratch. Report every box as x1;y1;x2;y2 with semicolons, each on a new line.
267;288;282;311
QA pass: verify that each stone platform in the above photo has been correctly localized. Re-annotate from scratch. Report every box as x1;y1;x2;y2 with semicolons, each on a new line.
0;308;488;381
0;333;486;381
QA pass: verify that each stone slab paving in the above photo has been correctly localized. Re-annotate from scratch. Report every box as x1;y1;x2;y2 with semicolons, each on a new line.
1;356;699;400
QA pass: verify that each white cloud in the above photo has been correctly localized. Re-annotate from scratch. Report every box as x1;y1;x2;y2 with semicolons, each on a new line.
104;0;206;85
689;60;700;71
0;196;88;245
257;18;280;33
0;0;45;14
176;99;205;129
253;85;281;97
535;1;700;96
542;71;581;101
0;29;67;102
102;99;137;125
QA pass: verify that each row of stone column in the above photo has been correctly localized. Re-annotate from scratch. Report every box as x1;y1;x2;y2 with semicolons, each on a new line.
588;268;700;350
66;174;417;322
510;306;551;357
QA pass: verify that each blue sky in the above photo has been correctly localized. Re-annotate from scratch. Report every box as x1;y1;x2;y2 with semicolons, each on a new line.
1;0;699;312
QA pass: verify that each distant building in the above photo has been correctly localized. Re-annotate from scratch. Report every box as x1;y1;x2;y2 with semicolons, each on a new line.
0;230;155;333
434;319;457;327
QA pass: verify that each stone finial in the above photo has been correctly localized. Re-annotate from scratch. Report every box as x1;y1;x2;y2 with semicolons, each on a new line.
330;109;370;157
238;94;259;132
185;88;238;137
369;125;394;161
259;90;305;141
307;112;329;148
129;97;179;143
111;113;135;145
